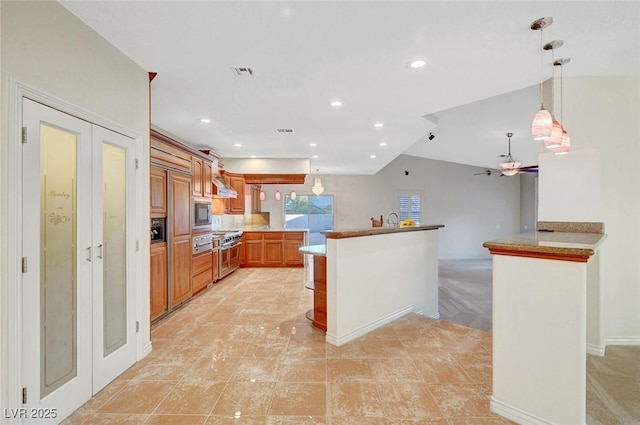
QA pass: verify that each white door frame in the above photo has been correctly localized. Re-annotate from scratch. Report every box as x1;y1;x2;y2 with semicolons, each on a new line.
1;79;144;421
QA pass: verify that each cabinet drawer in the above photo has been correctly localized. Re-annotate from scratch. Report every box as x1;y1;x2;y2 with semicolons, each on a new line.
244;232;263;241
264;232;284;240
192;252;213;275
193;268;213;293
284;232;304;241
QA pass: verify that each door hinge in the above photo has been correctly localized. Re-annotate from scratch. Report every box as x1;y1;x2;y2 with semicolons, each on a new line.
135;159;139;170
21;257;27;273
136;321;140;333
136;240;140;251
22;127;27;144
22;387;27;404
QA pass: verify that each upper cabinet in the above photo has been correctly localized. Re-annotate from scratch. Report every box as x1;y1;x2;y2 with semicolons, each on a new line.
192;156;213;198
222;171;245;214
150;165;167;217
250;184;261;213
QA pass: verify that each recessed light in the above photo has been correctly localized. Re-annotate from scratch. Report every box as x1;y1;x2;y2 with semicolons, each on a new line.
250;155;257;158
330;100;342;107
234;143;242;147
370;154;377;159
200;118;211;123
379;142;387;147
309;143;317;147
374;122;384;128
312;155;319;159
409;59;426;69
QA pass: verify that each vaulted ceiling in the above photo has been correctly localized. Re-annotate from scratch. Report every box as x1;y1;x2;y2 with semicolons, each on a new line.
61;1;640;174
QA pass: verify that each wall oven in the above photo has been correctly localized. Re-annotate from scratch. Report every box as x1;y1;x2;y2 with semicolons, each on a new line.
218;230;243;279
193;198;212;230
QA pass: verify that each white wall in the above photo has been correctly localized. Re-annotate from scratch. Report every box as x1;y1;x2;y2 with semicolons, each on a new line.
538;76;640;344
1;0;150;412
258;154;521;259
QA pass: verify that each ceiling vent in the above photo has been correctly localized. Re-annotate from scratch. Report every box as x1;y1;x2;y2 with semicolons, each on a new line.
275;128;295;134
233;67;254;76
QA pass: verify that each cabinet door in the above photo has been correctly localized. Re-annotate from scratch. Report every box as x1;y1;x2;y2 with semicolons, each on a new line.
264;240;284;265
150;166;167;217
172;173;191;237
245;240;263;266
251;185;261;213
211;249;219;281
284;232;304;266
229;176;245;214
203;161;213;197
192;157;203;197
150;243;168;321
171;237;192;306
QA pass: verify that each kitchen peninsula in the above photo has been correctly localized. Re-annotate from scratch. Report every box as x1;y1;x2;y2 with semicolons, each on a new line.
300;224;444;346
483;222;606;425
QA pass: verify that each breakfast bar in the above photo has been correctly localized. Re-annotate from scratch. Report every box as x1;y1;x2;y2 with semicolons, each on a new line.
483;222;606;425
300;224;444;346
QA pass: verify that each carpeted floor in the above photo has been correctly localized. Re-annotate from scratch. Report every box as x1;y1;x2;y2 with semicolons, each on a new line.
438;259;640;425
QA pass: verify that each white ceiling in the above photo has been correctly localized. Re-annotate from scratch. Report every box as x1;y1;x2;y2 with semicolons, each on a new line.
60;1;640;174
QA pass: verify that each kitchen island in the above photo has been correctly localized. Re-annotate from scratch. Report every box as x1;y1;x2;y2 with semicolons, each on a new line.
300;224;444;346
483;222;606;425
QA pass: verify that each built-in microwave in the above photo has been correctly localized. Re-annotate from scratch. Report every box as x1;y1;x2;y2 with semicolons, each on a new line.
193;199;212;230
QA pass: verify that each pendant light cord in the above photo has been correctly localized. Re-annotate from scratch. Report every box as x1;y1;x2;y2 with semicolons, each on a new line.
539;28;544;108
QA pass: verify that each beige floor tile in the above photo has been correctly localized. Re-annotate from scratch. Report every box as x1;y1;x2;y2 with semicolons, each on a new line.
232;357;282;382
328;418;389;425
279;357;327;382
144;414;208;425
376;382;444;419
286;339;327;359
154;381;226;415
81;414;149;424
73;379;129;414
327;358;375;382
211;382;276;416
205;414;268;424
328;382;384;417
119;356;198;381
447;418;513;425
60;413;93;425
428;384;494;417
385;419;448;425
270;382;326;416
267;416;326;425
182;355;241;382
97;381;175;414
451;351;493;384
368;358;422;383
361;339;409;358
244;339;289;359
413;355;472;385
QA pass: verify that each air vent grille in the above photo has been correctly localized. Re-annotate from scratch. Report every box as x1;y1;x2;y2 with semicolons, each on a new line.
233;67;254;76
275;128;295;134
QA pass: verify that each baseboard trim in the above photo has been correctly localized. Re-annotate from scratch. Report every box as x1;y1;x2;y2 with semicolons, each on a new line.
326;306;413;346
587;343;605;356
605;336;640;346
141;340;153;359
491;397;586;425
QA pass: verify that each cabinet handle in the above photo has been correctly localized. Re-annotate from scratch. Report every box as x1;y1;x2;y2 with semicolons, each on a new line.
86;246;92;262
97;244;103;259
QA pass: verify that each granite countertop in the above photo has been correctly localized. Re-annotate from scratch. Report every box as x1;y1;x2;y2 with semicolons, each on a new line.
298;245;326;256
483;231;607;262
322;224;444;240
241;228;309;232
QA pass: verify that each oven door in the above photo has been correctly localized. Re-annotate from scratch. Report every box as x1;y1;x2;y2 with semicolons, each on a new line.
193;200;212;229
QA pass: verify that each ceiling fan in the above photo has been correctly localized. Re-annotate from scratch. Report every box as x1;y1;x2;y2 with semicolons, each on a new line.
498;132;538;176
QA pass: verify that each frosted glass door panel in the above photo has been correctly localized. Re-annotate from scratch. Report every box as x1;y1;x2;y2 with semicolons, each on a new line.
40;124;78;397
102;143;127;356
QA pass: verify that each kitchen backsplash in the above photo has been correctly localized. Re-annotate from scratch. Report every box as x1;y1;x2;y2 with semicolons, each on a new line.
221;212;270;230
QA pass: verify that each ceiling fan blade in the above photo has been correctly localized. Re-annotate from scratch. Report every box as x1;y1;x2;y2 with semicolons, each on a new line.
519;165;539;170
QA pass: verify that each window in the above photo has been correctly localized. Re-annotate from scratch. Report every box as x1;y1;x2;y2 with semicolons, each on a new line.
399;193;422;224
284;194;334;245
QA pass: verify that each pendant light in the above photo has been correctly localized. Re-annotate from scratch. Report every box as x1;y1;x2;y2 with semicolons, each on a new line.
290;191;297;200
531;17;554;141
259;190;265;201
274;190;281;201
311;178;324;195
499;132;521;176
542;39;564;149
553;57;572;155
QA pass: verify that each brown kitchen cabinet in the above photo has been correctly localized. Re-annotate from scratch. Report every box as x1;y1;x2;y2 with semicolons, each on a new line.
192;250;213;294
240;231;305;267
250;184;261;213
170;173;192;306
192;156;213;198
222;171;245;214
211;249;219;282
150;166;167;217
150;242;168;321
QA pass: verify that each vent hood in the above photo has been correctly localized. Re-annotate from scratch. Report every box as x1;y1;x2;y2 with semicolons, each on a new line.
212;176;237;198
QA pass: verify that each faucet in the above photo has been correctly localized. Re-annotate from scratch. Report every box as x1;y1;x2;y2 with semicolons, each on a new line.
386;212;399;227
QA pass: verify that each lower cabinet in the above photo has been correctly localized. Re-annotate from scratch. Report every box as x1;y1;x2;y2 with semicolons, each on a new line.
171;236;192;306
150;242;168;321
240;231;305;267
192;250;213;294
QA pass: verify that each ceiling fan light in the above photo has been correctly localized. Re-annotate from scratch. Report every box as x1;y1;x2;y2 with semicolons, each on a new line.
544;120;563;149
502;168;519;176
532;109;553;140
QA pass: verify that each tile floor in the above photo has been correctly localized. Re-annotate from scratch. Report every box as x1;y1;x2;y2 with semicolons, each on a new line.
63;268;514;425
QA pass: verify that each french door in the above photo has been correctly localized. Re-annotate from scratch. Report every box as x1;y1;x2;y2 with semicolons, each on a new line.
21;99;137;423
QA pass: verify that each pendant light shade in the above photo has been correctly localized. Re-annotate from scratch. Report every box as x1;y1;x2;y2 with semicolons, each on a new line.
532;108;553;141
259;191;265;201
311;177;324;195
544;119;563;149
274;190;281;201
554;128;571;155
290;191;297;200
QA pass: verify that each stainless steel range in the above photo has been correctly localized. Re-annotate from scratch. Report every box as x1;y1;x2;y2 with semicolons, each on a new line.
215;230;243;279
